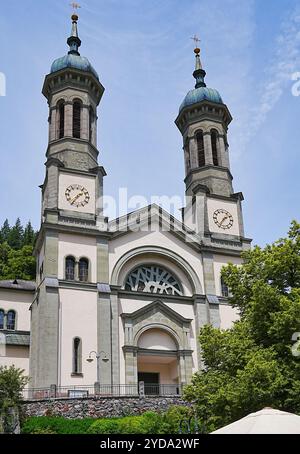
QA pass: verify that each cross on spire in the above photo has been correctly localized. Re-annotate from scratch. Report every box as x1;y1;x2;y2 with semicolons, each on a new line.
70;2;81;13
190;35;201;48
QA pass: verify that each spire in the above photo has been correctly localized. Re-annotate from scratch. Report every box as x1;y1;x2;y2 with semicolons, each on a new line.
193;47;206;89
67;14;82;56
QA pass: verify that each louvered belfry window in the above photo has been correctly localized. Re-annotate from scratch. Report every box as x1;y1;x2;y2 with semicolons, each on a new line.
73;101;81;138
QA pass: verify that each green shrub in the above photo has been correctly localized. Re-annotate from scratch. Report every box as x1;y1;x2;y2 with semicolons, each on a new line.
21;417;95;435
161;406;193;434
88;412;164;434
22;406;193;435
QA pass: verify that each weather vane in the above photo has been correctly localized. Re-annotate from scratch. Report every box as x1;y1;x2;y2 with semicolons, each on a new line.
190;35;201;48
70;2;81;13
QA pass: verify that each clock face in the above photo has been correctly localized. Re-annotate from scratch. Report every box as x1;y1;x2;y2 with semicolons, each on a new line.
213;209;234;230
65;184;90;208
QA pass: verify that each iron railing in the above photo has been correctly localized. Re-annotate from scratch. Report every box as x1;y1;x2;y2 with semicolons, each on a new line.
22;383;183;401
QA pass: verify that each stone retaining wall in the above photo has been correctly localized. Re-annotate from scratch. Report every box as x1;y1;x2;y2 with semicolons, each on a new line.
22;397;189;419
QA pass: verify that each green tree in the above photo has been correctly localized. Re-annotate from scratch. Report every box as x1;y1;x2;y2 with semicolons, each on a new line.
0;219;10;244
23;221;36;247
0;219;37;281
8;218;24;250
184;221;300;432
0;366;29;434
0;245;36;281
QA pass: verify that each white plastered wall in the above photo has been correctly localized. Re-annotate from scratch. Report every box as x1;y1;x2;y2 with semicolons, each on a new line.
58;172;96;215
0;290;31;331
214;254;242;329
207;198;240;236
58;233;97;282
58;288;98;386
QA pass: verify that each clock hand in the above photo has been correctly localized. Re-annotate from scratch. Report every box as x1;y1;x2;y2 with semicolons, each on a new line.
219;215;229;226
71;192;83;205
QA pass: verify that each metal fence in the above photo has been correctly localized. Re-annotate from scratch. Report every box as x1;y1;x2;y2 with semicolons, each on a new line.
22;383;183;401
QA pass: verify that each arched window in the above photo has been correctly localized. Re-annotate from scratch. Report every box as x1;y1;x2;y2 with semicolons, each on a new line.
79;258;89;282
221;277;229;297
89;106;95;143
66;256;75;281
196;131;205;167
58;101;65;139
7;310;16;330
125;265;183;296
73;101;81;138
211;130;219;166
73;337;82;374
0;310;4;330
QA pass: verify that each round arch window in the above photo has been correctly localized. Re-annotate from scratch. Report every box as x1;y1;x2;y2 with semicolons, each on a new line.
125;265;183;296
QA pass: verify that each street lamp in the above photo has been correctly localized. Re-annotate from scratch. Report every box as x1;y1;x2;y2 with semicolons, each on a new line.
86;350;109;383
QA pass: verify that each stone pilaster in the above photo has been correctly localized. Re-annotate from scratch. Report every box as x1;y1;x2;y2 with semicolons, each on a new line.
202;252;216;295
189;137;198;168
204;132;213;165
97;238;109;283
64;102;73;137
49;107;57;142
219;136;230;169
110;292;120;385
81;105;89;140
97;292;112;384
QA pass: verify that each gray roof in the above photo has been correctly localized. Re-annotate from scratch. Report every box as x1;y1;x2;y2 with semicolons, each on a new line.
0;280;36;292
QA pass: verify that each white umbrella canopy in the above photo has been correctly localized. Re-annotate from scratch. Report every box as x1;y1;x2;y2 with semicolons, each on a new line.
211;408;300;434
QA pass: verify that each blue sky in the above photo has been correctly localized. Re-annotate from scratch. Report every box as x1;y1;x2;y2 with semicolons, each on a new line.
0;0;299;246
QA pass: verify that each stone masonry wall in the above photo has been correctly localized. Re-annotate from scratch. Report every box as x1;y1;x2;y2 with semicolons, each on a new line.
22;397;189;419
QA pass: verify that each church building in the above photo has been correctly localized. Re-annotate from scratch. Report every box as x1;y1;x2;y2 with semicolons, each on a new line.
0;14;251;394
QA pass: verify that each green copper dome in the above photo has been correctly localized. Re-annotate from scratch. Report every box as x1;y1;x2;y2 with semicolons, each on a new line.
50;14;99;80
51;54;99;80
180;87;223;112
179;48;223;113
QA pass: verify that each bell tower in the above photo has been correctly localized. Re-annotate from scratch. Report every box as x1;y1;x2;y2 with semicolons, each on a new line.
175;45;246;242
30;14;110;389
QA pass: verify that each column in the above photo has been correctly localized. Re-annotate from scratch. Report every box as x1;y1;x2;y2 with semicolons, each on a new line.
111;292;120;386
125;350;137;386
64;102;73;137
204;132;213;165
97;292;112;384
81;105;89;140
189;137;198;168
49;107;57;142
219;136;230;169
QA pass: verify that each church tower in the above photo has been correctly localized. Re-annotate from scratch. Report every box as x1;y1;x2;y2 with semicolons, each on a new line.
175;46;246;243
30;14;111;388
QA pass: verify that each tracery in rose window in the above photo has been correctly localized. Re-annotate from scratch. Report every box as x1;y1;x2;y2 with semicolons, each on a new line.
125;265;182;296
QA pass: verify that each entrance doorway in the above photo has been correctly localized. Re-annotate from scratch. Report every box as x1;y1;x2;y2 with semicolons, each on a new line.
138;372;159;395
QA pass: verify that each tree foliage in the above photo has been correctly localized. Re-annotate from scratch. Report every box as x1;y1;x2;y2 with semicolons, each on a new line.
0;219;37;281
184;221;300;432
0;366;28;409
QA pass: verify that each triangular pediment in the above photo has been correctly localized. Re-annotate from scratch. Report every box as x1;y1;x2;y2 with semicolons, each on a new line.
108;203;201;251
121;299;192;325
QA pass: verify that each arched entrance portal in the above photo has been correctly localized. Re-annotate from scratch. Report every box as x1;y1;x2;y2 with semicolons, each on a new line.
137;328;180;396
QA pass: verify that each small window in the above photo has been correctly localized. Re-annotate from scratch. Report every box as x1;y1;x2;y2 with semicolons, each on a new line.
211;130;219;166
79;259;89;282
221;277;229;297
185;148;191;172
66;256;75;281
7;311;16;330
58;101;65;139
73;337;82;374
196;131;205;167
0;310;4;330
73;101;81;138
